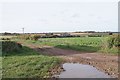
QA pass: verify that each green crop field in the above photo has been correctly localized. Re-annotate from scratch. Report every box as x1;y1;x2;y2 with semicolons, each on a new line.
15;37;118;54
39;37;103;52
19;37;102;46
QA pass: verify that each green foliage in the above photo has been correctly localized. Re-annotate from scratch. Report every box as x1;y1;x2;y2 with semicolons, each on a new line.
100;35;119;54
107;35;120;48
2;41;22;53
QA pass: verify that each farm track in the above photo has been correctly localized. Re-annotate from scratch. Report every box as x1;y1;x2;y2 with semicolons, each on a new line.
22;43;118;78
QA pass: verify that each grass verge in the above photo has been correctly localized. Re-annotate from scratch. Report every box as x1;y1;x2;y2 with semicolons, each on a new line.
2;46;62;78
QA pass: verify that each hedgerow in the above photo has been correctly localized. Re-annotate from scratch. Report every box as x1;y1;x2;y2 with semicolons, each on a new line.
17;34;40;41
107;34;120;48
2;41;22;53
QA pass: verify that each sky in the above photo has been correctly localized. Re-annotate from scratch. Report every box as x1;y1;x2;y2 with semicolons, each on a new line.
0;0;119;33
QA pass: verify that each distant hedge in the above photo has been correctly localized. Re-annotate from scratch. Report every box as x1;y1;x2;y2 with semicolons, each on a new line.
88;35;102;37
17;34;40;40
1;41;22;53
0;38;11;40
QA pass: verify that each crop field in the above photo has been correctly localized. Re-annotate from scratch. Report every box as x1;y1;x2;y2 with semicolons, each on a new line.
19;37;102;47
16;37;118;54
46;37;101;52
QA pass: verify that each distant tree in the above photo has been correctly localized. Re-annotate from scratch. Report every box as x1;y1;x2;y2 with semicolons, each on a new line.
3;32;11;35
109;32;113;35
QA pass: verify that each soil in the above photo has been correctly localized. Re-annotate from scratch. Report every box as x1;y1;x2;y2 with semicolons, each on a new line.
22;44;119;78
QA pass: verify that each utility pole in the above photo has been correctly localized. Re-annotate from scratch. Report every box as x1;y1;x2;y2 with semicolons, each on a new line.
22;28;24;34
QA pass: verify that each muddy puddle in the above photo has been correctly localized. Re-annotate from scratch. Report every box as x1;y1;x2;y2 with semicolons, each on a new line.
54;63;111;78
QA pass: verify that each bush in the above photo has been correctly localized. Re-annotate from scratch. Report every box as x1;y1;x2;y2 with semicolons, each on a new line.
30;35;40;40
100;35;119;54
101;35;120;49
0;38;11;40
17;34;40;41
107;35;120;48
2;41;22;53
88;35;102;37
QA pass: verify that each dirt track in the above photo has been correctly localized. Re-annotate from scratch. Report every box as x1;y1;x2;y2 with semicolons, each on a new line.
23;44;119;78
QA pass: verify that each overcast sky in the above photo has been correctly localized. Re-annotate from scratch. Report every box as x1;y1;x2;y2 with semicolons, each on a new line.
0;0;118;33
